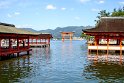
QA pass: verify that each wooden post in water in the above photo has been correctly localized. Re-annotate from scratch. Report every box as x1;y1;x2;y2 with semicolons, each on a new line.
95;36;98;60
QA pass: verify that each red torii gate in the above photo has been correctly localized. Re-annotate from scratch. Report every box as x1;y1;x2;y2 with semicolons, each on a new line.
60;32;75;42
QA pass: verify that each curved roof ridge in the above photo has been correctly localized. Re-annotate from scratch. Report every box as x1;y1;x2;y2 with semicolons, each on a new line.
101;17;124;19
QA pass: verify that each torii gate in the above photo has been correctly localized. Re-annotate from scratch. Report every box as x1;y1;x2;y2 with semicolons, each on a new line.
60;32;75;42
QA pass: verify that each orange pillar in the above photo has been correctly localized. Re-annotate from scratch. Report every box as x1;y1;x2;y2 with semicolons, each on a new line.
106;38;109;62
70;33;72;41
120;38;122;62
62;34;64;42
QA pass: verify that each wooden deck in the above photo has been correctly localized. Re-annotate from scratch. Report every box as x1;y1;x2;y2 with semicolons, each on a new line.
0;46;32;56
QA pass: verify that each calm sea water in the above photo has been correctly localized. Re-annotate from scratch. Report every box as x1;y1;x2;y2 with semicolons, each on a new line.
0;40;124;83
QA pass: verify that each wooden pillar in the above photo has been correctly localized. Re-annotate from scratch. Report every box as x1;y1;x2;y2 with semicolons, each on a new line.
17;38;19;56
9;38;12;51
27;36;30;55
70;33;72;41
17;38;19;50
28;36;30;48
107;38;109;55
48;38;50;46
40;38;41;44
62;34;64;42
23;39;25;47
36;38;37;44
120;38;122;61
106;37;109;62
48;38;50;44
32;38;33;44
106;38;109;61
88;38;90;56
95;37;98;55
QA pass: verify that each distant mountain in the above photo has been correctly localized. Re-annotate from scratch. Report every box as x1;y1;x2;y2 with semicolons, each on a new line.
19;26;93;38
38;26;93;38
19;28;38;32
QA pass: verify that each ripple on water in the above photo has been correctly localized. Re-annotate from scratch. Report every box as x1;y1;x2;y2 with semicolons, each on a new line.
0;40;124;83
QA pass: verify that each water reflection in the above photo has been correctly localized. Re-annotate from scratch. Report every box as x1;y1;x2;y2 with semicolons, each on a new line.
0;55;31;83
83;61;124;83
1;40;124;83
32;47;51;61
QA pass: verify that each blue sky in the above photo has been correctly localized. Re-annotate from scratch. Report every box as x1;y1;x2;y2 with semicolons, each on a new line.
0;0;124;30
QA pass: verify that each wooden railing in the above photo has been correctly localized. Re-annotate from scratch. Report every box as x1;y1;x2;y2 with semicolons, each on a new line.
88;45;124;50
29;42;47;44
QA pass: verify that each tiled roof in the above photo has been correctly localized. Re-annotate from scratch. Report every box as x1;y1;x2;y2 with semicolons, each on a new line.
83;17;124;33
0;23;40;35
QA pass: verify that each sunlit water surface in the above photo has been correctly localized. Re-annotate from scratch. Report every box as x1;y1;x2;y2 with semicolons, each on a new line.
0;40;124;83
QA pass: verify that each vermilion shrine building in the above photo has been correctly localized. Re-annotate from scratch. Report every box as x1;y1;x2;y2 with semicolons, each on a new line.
83;17;124;57
0;23;52;57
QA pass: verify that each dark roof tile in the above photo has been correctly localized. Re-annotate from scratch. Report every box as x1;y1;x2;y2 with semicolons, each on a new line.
83;17;124;33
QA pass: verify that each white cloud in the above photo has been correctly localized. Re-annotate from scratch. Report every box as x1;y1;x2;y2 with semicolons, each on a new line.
7;12;20;18
91;8;101;12
14;12;20;15
46;4;56;10
119;1;124;5
80;0;90;3
74;16;80;20
61;7;66;10
95;0;105;4
99;0;104;4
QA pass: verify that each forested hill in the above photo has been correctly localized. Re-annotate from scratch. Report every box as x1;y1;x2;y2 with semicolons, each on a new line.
19;26;93;38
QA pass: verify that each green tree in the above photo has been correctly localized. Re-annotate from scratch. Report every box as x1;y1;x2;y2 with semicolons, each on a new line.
81;33;94;40
95;10;110;24
111;7;124;16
